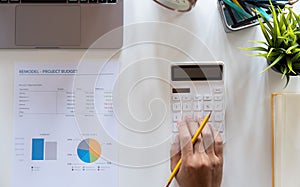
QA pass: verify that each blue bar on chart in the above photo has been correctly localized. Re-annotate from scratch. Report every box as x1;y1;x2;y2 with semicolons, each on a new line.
32;138;44;160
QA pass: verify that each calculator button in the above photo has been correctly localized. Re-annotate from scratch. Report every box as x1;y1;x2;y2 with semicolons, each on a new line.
182;95;192;101
193;102;202;111
214;102;223;111
182;103;192;111
183;112;193;118
213;122;223;133
173;113;181;122
172;103;182;111
171;133;179;144
203;95;212;101
214;87;223;94
194;95;202;101
203;102;213;111
172;95;180;101
214;112;223;122
173;123;178;132
214;95;223;101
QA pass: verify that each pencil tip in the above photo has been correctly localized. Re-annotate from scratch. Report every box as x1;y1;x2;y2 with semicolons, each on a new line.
208;111;212;117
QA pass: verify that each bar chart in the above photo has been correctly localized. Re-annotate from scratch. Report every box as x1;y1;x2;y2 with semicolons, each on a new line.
32;138;57;161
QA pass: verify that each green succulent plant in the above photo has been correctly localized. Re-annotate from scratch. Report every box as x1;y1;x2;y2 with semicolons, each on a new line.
242;4;300;87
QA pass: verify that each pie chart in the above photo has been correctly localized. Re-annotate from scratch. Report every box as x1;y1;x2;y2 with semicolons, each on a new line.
77;138;101;163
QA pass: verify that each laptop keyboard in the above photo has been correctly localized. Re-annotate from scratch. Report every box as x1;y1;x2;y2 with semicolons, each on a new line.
0;0;117;3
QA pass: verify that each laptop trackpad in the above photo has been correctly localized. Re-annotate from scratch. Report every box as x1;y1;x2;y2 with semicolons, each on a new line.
16;6;81;47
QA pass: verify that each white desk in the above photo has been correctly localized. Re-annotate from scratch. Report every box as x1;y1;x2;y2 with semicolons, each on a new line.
1;0;300;186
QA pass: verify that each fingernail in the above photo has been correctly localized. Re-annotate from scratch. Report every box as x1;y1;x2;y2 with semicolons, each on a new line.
174;135;179;144
185;115;193;121
177;119;182;127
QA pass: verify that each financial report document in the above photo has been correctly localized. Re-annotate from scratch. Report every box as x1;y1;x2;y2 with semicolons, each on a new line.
13;61;119;187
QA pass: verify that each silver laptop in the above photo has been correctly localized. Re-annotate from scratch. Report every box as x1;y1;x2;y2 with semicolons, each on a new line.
0;0;123;48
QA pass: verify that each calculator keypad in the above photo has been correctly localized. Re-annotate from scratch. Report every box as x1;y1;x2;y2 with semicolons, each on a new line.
171;88;225;141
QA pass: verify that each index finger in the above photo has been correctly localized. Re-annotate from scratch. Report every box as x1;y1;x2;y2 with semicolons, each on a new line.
178;120;193;160
201;124;215;156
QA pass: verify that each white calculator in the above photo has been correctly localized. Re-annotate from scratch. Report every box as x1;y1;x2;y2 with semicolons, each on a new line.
170;61;225;141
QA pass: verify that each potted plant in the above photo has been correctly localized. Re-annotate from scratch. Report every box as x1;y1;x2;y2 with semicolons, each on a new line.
242;4;300;87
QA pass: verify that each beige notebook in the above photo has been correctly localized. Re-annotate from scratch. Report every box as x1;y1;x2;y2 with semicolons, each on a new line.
272;93;300;187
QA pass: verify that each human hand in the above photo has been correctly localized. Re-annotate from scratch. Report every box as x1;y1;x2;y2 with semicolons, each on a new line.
170;116;223;187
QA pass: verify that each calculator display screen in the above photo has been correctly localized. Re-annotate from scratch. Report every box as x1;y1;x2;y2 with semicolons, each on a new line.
172;88;190;93
171;65;223;81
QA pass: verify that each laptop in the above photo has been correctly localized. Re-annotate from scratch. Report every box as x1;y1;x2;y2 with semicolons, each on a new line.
0;0;123;48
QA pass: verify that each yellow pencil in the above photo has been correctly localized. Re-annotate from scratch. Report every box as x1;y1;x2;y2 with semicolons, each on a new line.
232;0;243;9
165;112;212;187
